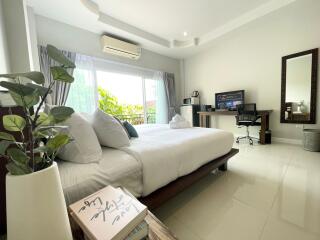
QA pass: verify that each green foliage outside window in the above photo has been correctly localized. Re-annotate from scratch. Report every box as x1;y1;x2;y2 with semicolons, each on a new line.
98;87;155;125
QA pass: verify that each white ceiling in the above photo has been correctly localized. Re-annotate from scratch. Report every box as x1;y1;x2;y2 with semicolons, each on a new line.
27;0;297;59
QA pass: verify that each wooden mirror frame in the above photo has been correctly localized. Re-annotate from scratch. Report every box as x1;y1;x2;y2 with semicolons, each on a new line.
280;48;318;124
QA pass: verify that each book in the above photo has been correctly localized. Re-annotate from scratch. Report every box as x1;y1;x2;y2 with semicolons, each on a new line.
125;220;148;240
69;186;148;240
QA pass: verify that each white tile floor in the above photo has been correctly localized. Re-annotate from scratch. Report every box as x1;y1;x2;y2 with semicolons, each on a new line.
153;142;320;240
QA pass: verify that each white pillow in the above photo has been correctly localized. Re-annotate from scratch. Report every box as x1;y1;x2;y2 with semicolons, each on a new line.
58;113;102;163
91;109;130;148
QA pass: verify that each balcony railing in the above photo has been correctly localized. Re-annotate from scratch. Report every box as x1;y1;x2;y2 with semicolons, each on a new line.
115;113;156;125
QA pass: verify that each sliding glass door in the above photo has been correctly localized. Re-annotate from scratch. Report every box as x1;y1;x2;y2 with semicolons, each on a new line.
66;56;168;124
96;71;167;125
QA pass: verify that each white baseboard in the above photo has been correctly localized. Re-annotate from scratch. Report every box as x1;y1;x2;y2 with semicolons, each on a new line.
272;137;302;145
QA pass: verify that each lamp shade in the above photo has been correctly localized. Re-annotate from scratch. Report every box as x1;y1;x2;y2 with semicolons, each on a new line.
6;162;72;240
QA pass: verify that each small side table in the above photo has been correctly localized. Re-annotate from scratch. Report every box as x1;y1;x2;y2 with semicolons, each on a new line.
70;211;177;240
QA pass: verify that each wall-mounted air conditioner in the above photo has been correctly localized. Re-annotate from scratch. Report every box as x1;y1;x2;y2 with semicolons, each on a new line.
101;35;141;60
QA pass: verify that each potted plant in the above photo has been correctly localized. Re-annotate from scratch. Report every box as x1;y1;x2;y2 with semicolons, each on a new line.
0;45;76;240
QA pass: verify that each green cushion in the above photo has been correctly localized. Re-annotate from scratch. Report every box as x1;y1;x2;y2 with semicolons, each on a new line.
123;121;139;138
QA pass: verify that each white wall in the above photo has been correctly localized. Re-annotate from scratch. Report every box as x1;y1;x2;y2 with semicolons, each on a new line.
26;6;40;71
2;0;32;72
35;15;182;102
184;0;320;141
0;0;10;74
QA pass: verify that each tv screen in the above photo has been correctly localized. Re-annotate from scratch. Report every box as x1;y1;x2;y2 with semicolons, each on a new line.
215;90;245;111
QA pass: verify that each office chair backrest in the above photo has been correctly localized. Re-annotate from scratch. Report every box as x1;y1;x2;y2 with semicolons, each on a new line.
236;103;257;122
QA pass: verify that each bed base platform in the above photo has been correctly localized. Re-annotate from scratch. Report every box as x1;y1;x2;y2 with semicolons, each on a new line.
139;148;239;210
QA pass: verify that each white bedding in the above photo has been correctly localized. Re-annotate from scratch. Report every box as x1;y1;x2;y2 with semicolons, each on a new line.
121;124;234;196
58;147;142;204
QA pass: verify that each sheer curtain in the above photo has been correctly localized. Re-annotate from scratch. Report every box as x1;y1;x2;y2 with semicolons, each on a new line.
66;54;169;123
65;55;98;113
154;71;168;123
38;46;76;105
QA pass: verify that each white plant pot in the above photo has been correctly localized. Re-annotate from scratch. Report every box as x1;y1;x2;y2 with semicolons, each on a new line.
6;162;73;240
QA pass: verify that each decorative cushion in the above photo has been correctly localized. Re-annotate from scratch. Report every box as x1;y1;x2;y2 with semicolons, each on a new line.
113;116;130;138
58;113;102;163
123;121;139;138
91;109;130;148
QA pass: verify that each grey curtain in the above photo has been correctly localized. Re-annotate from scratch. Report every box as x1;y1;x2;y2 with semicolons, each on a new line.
163;72;177;121
38;45;76;106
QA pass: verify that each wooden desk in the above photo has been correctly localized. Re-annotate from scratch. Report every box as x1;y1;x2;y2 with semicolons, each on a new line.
198;110;273;144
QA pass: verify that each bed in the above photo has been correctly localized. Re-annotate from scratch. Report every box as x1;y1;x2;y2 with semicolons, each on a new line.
58;124;236;207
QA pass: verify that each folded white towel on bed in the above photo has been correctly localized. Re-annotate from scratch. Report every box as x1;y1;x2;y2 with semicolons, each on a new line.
169;114;191;129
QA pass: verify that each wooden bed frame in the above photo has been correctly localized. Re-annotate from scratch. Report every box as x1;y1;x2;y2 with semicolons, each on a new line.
69;148;239;239
139;148;239;209
0;106;239;234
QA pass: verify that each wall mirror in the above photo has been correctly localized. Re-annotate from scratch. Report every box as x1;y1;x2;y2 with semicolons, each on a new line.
281;48;318;124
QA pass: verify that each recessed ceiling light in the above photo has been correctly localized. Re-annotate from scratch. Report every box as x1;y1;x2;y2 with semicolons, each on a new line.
183;31;188;37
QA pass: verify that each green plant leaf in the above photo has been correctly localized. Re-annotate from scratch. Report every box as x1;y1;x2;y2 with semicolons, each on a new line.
0;81;35;96
3;115;26;132
7;148;29;166
0;71;45;84
36;112;51;126
6;162;31;175
50;66;74;83
0;140;12;155
34;156;43;164
10;89;40;108
34;146;48;153
49;106;74;123
33;146;51;154
26;83;52;96
0;132;15;141
47;45;76;68
46;134;70;151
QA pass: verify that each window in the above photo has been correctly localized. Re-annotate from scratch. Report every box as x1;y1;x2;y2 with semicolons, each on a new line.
96;71;167;124
66;55;168;124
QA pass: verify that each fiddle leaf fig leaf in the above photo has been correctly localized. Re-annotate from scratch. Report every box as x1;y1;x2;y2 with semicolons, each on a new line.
46;134;70;151
26;83;52;96
6;162;31;175
0;71;45;84
7;148;29;166
10;89;40;108
34;146;49;153
0;132;15;141
36;112;51;126
49;106;74;123
0;81;35;96
0;140;12;155
47;45;76;68
3;115;26;132
50;66;74;83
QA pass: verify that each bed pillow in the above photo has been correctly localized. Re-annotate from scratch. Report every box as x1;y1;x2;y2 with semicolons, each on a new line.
113;116;130;139
123;121;139;138
58;113;102;163
91;109;130;148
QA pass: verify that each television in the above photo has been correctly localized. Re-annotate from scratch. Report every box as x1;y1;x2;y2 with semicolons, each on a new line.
215;90;245;111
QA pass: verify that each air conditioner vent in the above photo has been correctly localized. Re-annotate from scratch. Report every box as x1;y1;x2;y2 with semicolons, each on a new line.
101;35;141;60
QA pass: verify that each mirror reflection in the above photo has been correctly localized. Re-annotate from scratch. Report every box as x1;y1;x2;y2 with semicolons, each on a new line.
285;54;312;121
281;48;318;124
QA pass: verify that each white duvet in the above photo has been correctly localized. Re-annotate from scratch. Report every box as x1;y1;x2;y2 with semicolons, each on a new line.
120;124;234;196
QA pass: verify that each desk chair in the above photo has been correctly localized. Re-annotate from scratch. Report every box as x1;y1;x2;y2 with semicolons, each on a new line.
235;103;261;145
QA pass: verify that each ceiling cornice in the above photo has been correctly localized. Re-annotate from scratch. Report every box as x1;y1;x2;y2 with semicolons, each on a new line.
80;0;297;49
